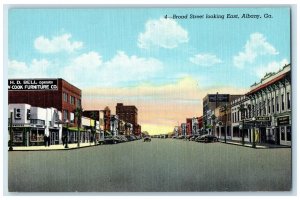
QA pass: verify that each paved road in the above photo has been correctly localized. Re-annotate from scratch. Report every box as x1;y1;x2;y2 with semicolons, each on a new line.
8;139;292;192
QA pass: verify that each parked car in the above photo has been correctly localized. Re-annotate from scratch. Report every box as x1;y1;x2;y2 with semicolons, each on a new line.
104;135;120;144
178;135;185;139
195;134;218;143
144;136;151;142
185;135;193;140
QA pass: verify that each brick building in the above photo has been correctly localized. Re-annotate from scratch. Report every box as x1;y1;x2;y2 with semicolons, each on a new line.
9;78;81;125
116;103;141;135
186;118;192;135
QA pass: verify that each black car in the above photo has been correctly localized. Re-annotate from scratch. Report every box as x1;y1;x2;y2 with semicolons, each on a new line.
195;134;218;143
144;136;151;142
104;135;120;144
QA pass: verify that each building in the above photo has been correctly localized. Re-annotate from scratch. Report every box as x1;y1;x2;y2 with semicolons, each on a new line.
230;96;251;142
9;78;82;126
8;103;62;146
181;123;187;136
197;116;203;132
110;115;119;136
245;64;291;146
103;106;111;133
203;94;243;135
191;117;199;136
116;103;141;135
83;110;105;140
186;118;192;135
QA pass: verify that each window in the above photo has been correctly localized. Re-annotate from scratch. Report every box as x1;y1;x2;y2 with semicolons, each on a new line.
234;112;236;122
281;94;285;111
286;126;291;141
272;97;275;113
63;92;68;102
232;113;234;123
76;99;81;108
287;92;291;109
268;99;270;114
70;96;75;105
63;110;68;121
276;96;279;112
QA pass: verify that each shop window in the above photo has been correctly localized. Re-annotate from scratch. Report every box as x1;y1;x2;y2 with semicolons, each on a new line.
286;126;291;141
13;132;23;143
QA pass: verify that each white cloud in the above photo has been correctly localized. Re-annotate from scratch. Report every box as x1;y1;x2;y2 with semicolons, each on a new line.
138;18;189;49
60;51;103;85
189;53;222;66
255;59;289;78
34;34;83;53
233;33;278;68
60;51;163;87
8;59;51;78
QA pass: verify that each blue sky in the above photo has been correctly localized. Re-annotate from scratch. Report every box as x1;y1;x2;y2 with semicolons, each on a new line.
8;7;290;88
7;7;291;133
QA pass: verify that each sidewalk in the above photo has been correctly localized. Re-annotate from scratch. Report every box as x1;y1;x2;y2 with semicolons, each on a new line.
9;142;98;151
219;140;291;149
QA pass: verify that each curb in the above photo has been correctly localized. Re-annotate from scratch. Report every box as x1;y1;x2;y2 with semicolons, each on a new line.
8;144;100;152
218;141;291;149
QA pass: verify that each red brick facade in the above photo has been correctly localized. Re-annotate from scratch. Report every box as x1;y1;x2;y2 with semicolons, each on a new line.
116;103;140;135
8;78;81;125
186;118;192;135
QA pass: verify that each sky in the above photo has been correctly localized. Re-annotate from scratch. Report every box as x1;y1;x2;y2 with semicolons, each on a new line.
8;7;291;134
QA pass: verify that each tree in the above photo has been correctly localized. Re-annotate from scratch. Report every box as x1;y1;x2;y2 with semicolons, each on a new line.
74;107;83;147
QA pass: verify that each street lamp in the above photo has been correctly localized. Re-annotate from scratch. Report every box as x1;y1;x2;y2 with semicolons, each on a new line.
65;119;69;148
252;117;256;148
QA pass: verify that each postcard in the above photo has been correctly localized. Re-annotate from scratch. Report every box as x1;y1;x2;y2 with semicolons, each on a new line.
6;6;292;192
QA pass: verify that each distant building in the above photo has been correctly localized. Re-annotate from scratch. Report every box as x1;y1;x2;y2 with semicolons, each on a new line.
116;103;141;135
181;123;186;136
186;118;192;135
203;94;243;135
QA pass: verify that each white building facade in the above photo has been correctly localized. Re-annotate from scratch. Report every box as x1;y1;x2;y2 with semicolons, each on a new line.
8;103;62;146
245;64;291;146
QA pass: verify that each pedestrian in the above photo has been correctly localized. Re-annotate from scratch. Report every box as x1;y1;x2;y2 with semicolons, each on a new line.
44;135;47;147
62;135;65;146
47;136;51;147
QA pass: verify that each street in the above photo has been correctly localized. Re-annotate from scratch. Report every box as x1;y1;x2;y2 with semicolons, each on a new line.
8;139;291;192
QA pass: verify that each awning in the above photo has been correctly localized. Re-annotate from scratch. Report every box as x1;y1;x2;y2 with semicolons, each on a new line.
66;127;85;131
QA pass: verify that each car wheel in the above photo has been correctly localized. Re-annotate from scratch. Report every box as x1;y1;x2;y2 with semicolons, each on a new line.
204;138;208;143
213;138;217;142
113;140;117;144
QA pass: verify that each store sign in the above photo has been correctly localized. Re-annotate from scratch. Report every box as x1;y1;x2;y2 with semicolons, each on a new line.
208;94;229;102
277;116;289;126
256;116;270;121
8;79;58;91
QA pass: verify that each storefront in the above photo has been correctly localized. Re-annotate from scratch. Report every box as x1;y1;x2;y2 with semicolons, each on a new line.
276;115;291;146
